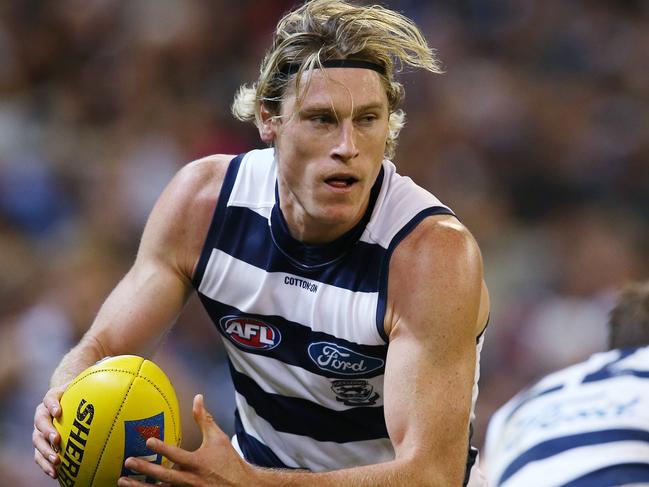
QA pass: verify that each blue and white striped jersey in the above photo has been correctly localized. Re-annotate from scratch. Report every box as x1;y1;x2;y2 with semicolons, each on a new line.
484;345;649;486
192;148;482;476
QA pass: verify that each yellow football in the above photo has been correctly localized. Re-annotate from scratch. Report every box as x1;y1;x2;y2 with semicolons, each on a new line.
53;355;182;486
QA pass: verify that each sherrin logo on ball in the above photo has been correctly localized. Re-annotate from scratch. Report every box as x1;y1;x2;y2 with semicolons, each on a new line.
53;355;182;486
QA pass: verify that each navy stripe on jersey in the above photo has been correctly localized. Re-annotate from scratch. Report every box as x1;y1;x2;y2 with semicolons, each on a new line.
582;347;649;383
215;206;385;292
230;362;388;442
498;429;649;485
463;445;478;487
562;462;649;487
234;410;299;470
586;369;649;382
200;297;387;379
192;154;244;288
375;207;455;342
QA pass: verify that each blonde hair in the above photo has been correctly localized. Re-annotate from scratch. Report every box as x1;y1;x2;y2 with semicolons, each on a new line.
232;0;442;159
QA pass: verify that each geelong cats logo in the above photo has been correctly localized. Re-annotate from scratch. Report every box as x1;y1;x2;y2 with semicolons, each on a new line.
308;342;384;376
331;379;380;406
219;316;281;350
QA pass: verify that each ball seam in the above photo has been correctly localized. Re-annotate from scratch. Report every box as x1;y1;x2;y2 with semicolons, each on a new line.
136;375;180;444
67;367;139;389
89;361;143;485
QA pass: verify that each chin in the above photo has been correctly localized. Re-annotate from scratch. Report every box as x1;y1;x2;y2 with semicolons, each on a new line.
314;205;362;227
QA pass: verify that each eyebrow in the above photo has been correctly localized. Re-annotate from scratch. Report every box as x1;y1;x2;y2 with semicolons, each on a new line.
299;102;386;116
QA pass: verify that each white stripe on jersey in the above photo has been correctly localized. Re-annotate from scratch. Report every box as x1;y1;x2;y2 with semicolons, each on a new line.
361;160;450;248
224;340;384;410
227;150;276;212
470;334;485;423
198;248;382;345
500;441;649;487
235;392;394;472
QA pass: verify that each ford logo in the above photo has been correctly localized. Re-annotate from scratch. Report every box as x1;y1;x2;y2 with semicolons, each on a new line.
307;342;384;376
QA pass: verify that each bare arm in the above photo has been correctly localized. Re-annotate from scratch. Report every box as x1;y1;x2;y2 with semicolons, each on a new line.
119;215;487;487
33;154;231;478
379;215;485;484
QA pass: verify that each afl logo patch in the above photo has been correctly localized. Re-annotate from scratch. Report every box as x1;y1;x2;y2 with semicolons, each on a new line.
121;412;164;481
308;342;384;376
219;316;281;351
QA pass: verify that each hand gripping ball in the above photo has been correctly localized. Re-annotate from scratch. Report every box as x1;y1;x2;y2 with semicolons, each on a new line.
53;355;182;486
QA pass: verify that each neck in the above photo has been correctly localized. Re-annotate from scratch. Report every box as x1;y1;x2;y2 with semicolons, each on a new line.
278;192;369;244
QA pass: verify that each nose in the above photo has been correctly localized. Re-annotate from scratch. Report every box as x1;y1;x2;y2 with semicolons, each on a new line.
331;120;359;162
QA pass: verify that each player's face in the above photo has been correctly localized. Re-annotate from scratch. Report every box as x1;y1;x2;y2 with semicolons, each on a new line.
263;67;390;243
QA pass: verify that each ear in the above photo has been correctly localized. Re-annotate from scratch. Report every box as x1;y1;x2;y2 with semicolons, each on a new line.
259;104;278;144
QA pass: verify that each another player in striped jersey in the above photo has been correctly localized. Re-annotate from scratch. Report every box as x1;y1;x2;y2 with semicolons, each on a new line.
34;1;490;485
484;281;649;486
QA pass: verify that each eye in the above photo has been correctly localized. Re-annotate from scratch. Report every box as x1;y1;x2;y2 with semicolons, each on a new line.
311;115;335;125
358;113;378;125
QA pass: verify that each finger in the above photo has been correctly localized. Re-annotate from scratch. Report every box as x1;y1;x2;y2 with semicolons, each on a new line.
117;478;175;487
43;387;65;418
34;402;60;450
32;422;60;465
33;448;58;479
120;457;195;486
117;477;150;487
192;394;225;445
117;475;163;487
144;437;193;466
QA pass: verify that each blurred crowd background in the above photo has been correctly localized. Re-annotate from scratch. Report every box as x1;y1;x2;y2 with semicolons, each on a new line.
1;0;647;484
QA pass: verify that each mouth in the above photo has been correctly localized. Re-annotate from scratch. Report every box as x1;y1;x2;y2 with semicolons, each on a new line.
324;175;358;189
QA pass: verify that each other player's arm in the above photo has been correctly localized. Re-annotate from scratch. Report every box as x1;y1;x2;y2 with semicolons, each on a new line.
33;155;231;478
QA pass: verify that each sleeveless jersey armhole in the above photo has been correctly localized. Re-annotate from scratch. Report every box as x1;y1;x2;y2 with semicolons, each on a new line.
374;207;456;342
191;154;245;289
477;315;489;342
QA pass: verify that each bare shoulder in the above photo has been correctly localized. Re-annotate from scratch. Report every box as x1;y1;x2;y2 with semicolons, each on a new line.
172;154;233;206
138;154;235;279
386;214;487;338
392;214;482;276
